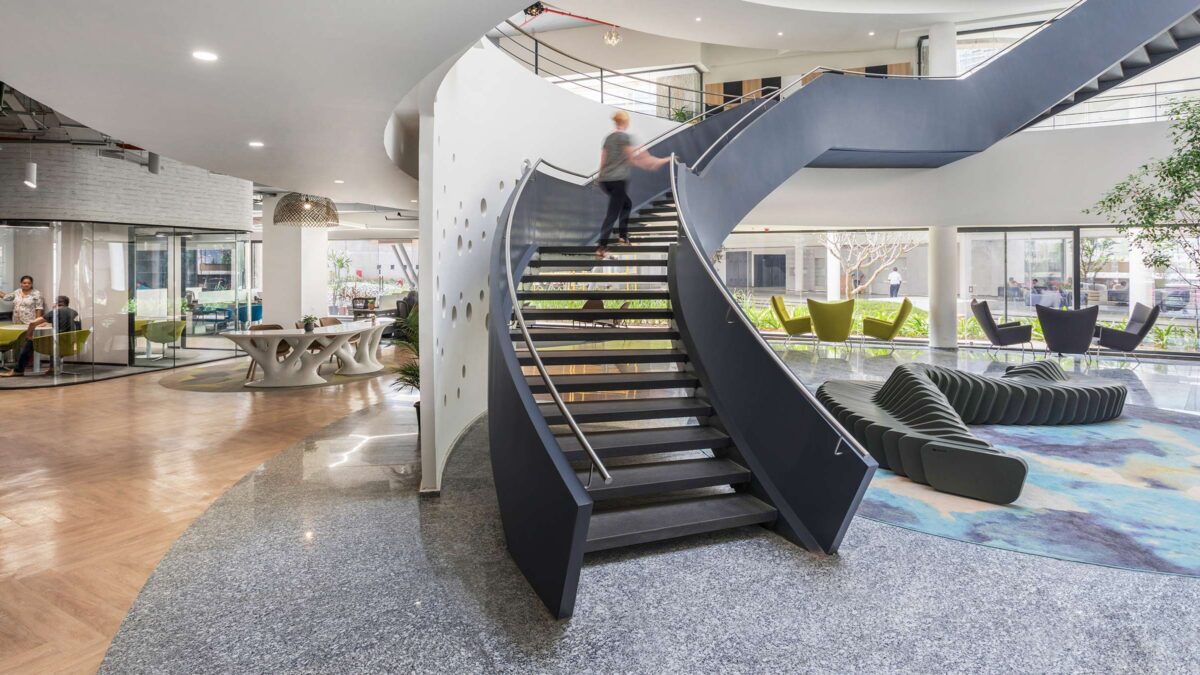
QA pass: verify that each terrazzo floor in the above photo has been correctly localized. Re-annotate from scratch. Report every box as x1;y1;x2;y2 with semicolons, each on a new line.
101;378;1200;673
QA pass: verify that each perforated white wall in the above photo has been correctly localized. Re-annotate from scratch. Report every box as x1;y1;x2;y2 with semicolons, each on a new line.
418;41;675;491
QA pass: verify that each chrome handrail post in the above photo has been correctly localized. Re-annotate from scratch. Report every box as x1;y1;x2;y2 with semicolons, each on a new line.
504;160;612;485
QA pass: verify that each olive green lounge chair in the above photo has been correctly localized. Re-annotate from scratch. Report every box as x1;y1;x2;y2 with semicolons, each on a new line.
806;298;855;344
769;295;812;345
861;297;913;350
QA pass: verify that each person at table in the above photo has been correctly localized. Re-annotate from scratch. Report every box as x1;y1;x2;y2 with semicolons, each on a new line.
0;275;44;325
1;295;79;378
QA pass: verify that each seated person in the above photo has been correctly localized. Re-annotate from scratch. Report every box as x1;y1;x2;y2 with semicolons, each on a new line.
1;295;80;378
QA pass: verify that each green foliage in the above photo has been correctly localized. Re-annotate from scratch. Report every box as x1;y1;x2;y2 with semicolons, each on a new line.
1089;99;1200;272
670;106;693;122
392;309;420;392
301;314;319;325
1080;237;1117;284
1152;320;1177;350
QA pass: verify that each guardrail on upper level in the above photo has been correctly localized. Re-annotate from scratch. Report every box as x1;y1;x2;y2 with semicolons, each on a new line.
1031;75;1200;129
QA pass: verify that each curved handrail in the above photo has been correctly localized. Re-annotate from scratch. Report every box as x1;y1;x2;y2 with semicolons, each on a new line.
498;20;719;99
668;156;871;462
503;159;612;485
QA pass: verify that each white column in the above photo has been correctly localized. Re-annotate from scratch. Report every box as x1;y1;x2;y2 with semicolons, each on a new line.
825;245;842;301
261;194;329;326
417;111;438;494
929;226;959;349
792;244;804;295
928;22;958;77
1128;239;1155;313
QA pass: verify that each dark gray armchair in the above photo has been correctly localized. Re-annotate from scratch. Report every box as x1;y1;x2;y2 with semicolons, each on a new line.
1036;304;1098;356
1096;302;1160;355
971;300;1032;353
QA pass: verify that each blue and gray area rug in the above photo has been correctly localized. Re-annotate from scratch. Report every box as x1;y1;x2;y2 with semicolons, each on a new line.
859;405;1200;576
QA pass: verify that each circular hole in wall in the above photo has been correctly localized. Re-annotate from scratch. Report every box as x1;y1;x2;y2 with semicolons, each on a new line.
465;218;470;229
453;216;457;225
443;184;447;194
440;346;444;357
452;153;456;163
451;306;457;324
457;235;463;253
461;365;466;378
458;291;463;301
498;180;505;192
485;312;491;330
481;230;487;241
456;387;461;399
440;294;446;309
468;240;473;252
443;394;447;406
480;198;488;216
466;302;473;320
479;289;485;302
459;200;463;210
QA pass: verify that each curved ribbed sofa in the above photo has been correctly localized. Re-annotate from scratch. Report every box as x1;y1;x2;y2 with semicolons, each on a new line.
816;362;1126;504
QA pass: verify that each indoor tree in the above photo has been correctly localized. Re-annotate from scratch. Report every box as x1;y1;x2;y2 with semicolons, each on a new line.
819;231;922;297
1089;99;1200;347
1079;236;1117;286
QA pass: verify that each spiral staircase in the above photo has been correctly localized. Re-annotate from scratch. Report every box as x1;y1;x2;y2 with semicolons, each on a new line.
488;0;1200;618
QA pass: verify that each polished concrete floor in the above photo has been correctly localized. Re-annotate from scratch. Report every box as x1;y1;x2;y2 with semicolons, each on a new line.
101;388;1200;673
0;352;398;674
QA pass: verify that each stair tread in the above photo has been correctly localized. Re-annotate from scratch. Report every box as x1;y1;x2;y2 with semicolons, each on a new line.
527;371;697;393
517;290;671;300
514;326;679;341
521;273;668;283
579;458;750;500
520;308;672;319
538;396;710;423
585;493;776;552
556;424;728;454
520;348;687;365
528;258;667;268
539;245;670;254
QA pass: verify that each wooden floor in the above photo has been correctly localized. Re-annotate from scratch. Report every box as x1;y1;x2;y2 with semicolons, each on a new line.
0;356;395;674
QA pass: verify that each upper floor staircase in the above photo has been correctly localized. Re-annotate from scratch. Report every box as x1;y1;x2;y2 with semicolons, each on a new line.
488;0;1200;619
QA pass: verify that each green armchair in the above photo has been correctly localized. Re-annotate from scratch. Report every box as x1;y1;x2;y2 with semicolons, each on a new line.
145;320;185;361
0;327;26;368
770;296;812;344
862;297;913;350
32;329;91;375
807;298;855;343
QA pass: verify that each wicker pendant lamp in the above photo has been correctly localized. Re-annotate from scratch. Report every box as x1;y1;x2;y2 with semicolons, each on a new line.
273;192;340;228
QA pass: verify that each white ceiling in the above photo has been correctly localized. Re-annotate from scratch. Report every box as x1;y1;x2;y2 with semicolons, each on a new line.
554;0;1070;51
0;0;525;208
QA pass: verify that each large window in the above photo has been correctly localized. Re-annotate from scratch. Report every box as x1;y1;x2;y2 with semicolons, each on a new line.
326;239;417;316
718;228;929;337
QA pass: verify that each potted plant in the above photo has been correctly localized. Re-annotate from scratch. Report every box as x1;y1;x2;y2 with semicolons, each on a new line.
302;314;319;332
391;308;421;438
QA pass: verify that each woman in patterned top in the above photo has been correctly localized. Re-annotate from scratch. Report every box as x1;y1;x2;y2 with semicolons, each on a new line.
0;275;44;325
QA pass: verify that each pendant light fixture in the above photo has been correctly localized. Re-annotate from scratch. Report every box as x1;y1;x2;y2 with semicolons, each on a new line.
273;191;340;227
604;27;622;46
23;138;36;189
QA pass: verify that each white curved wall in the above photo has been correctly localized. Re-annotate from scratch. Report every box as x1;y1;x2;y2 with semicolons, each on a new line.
418;41;676;492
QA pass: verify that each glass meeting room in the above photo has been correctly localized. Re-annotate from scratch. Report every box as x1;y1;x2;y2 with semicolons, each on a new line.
0;221;255;388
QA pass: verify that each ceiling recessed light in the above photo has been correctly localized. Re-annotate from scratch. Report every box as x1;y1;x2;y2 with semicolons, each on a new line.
868;31;876;36
248;140;264;148
191;50;218;62
777;32;784;36
333;179;345;184
695;17;702;21
410;199;418;203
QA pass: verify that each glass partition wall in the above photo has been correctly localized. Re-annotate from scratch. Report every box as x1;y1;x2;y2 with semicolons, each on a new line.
0;221;250;388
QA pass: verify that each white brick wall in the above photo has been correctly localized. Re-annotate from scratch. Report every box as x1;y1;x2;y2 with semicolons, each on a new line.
0;144;251;230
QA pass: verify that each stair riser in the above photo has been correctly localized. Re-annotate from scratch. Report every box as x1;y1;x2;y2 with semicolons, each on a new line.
519;310;674;321
542;406;711;424
519;353;687;366
513;331;680;342
527;260;668;268
521;275;668;283
517;291;671;301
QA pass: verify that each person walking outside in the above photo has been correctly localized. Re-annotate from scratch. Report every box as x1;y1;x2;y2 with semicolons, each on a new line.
887;267;903;298
595;111;670;257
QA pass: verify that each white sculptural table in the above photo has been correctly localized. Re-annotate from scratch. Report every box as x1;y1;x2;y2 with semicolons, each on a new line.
222;319;391;388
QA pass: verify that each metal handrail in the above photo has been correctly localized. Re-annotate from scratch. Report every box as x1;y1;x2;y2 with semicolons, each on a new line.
668;156;872;461
498;20;724;100
503;159;612;486
691;0;1090;170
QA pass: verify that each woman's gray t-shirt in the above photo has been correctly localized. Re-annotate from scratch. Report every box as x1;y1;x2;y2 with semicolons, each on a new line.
598;131;632;182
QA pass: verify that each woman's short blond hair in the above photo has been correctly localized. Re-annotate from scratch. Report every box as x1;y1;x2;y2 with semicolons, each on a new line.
612;110;630;125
